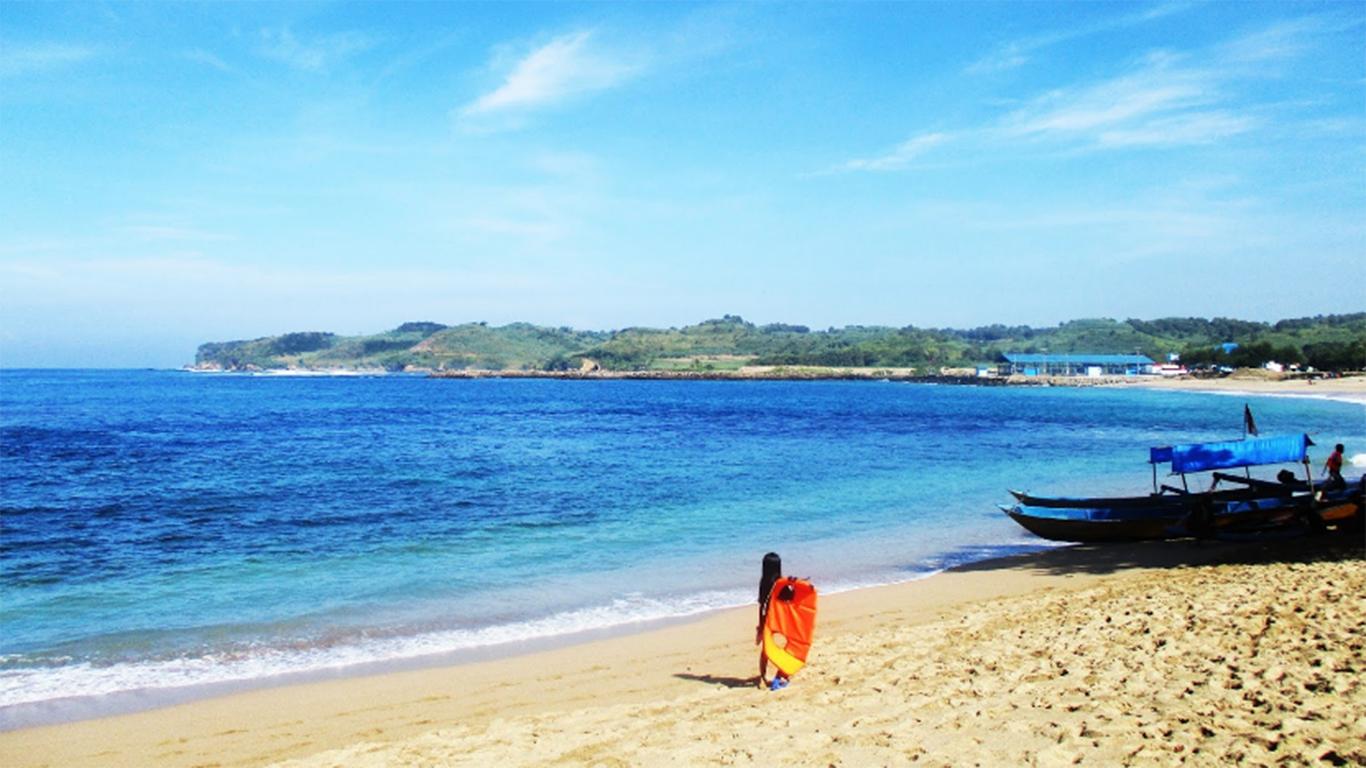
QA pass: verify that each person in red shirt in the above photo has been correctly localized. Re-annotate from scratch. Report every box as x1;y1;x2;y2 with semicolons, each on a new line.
1322;443;1345;490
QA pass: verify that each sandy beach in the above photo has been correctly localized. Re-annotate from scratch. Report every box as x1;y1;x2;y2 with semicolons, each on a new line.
1126;373;1366;403
3;534;1362;768
422;367;1366;408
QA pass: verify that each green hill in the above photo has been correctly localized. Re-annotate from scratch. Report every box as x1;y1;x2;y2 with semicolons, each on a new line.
193;313;1366;373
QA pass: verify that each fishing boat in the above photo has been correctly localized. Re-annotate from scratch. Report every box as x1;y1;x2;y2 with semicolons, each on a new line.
1001;433;1362;542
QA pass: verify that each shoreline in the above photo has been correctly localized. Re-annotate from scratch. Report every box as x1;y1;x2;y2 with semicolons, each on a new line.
0;541;1053;731
4;374;1362;766
181;364;1366;400
1122;373;1366;404
4;374;1361;733
3;536;1362;767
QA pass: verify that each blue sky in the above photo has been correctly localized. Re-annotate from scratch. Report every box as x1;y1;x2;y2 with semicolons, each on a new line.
1;2;1363;367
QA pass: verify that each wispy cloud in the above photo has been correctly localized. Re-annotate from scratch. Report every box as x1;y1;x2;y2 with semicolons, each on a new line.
996;22;1315;151
832;132;951;173
460;31;640;122
184;49;232;73
967;2;1190;74
836;18;1321;172
1001;56;1217;140
0;42;97;77
1096;111;1256;147
118;224;234;242
258;27;374;73
1215;18;1318;65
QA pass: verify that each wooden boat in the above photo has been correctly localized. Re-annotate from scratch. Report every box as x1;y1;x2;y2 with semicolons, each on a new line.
1007;484;1274;510
999;491;1347;543
1002;433;1363;542
1000;504;1189;542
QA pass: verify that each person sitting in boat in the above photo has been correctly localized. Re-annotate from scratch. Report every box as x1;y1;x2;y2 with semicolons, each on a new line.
1322;444;1346;491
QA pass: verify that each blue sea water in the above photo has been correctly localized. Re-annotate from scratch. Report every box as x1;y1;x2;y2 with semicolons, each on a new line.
1;370;1362;726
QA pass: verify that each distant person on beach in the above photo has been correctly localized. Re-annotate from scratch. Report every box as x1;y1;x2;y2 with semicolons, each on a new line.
1322;444;1346;490
757;552;785;690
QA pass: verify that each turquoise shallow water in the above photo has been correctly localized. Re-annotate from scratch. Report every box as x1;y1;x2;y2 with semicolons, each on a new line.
2;370;1362;725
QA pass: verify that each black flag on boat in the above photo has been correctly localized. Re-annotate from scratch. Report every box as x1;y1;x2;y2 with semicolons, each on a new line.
1244;404;1259;437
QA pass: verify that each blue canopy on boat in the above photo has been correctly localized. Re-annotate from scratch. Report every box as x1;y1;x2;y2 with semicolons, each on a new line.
1159;433;1313;473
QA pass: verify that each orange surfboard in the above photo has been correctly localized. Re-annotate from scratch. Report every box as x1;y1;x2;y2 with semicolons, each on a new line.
763;577;818;677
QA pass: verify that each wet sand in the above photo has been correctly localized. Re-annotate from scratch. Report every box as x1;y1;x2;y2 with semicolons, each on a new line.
3;536;1362;767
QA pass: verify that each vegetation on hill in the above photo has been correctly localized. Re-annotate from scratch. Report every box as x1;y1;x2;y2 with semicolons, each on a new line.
194;313;1366;373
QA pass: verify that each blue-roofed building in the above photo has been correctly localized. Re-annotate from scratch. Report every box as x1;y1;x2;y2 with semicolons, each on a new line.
1000;353;1155;377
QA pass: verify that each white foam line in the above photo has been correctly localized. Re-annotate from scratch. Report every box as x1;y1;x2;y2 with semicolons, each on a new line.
0;586;794;711
1158;387;1366;407
0;535;1057;713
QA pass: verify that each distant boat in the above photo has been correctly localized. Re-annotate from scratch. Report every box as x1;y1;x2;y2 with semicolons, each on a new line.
1001;433;1363;542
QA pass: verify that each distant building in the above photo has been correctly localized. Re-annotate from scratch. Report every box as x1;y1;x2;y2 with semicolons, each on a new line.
999;353;1155;377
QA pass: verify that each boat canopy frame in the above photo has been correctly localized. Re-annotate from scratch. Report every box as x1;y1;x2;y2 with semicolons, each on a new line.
1147;434;1315;494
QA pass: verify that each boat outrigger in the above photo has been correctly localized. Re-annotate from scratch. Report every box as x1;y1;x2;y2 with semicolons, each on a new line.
1002;433;1364;542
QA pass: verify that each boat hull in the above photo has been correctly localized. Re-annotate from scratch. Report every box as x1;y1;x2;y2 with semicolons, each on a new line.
1001;479;1362;543
1007;486;1284;510
1002;507;1183;542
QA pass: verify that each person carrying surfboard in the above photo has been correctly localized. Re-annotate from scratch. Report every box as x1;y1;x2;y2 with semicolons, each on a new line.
757;552;784;689
757;552;818;691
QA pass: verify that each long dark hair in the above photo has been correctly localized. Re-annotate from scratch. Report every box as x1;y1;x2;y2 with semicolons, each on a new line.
759;552;782;606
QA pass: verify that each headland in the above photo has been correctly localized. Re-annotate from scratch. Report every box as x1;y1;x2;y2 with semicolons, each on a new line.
189;314;1366;379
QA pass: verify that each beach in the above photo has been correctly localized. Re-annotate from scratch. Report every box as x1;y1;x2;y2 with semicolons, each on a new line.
1128;374;1366;403
3;535;1362;768
8;0;1364;763
2;372;1363;768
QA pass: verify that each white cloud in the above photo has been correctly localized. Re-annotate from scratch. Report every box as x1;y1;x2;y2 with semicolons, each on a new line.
118;224;235;242
997;20;1330;149
461;31;639;119
967;44;1029;76
1215;18;1318;65
967;2;1191;74
184;49;233;73
258;27;374;72
1002;64;1215;139
832;18;1327;173
0;42;96;77
1097;111;1256;147
832;132;950;173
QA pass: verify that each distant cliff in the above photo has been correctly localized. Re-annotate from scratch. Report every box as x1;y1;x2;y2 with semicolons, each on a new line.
192;313;1366;373
194;321;607;372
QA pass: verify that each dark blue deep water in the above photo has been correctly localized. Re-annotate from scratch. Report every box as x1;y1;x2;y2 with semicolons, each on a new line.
2;370;1362;724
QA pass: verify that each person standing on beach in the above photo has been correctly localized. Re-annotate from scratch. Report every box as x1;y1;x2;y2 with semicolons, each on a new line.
1323;443;1346;490
757;552;783;690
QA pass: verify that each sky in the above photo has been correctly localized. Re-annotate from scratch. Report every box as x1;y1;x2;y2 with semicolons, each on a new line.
1;1;1363;367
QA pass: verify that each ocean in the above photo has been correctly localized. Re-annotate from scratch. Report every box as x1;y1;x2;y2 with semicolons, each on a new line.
2;370;1362;727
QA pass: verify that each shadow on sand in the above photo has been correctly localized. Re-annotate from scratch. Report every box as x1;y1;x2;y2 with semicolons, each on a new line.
951;527;1364;578
673;525;1361;691
672;673;756;689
